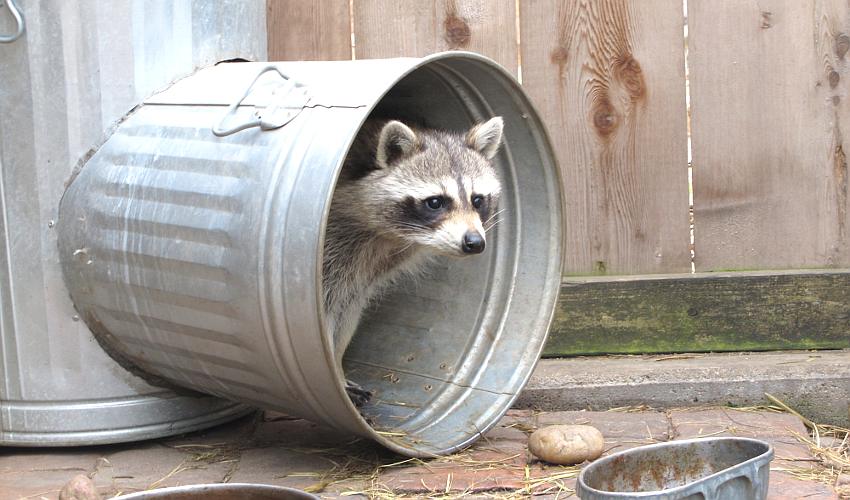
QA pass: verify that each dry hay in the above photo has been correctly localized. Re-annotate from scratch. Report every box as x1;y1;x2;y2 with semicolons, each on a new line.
277;440;393;493
278;438;581;498
763;393;850;498
145;443;243;491
337;462;580;499
143;397;850;498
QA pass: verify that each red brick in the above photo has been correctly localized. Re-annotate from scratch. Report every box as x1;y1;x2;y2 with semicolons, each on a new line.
380;465;527;493
670;409;808;440
768;471;838;499
482;424;531;442
537;410;670;441
0;408;839;500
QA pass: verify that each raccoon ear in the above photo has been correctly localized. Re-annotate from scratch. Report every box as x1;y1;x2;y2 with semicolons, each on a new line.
466;116;504;160
376;121;418;168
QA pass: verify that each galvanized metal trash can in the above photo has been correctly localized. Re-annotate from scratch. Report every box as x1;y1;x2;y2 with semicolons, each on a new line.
0;0;264;446
57;53;563;457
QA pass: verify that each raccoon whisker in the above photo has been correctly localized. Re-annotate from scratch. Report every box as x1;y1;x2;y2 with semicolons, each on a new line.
395;222;430;232
485;207;506;220
483;208;507;226
484;218;503;233
393;228;428;239
396;226;428;233
388;243;414;258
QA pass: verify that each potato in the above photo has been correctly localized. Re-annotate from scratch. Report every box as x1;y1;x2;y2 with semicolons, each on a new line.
59;474;101;500
528;424;604;465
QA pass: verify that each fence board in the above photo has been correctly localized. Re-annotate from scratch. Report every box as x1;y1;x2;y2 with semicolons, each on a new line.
267;0;351;60
352;0;517;75
689;0;850;271
520;0;690;275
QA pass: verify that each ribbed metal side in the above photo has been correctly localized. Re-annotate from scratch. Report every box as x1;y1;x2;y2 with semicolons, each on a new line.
64;109;284;409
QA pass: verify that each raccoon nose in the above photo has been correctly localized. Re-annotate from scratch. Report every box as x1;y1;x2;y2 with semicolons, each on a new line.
462;231;485;254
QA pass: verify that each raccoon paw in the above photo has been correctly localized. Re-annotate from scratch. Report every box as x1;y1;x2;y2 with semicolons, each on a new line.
345;379;374;407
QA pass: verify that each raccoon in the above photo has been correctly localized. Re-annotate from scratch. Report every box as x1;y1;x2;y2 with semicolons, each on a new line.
323;117;504;406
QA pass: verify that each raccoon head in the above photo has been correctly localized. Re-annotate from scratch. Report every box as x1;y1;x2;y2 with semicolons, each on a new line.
365;117;504;256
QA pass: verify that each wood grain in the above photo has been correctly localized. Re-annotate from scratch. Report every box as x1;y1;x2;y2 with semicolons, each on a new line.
267;0;351;61
520;0;690;275
352;0;518;75
544;270;850;356
689;0;850;271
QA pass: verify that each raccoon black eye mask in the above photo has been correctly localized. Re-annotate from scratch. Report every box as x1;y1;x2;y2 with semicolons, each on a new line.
323;116;504;408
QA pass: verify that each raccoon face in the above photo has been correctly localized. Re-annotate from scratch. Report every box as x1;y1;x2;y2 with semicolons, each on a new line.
366;117;504;257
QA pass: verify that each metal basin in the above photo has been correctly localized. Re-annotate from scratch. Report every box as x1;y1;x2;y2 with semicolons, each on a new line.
57;53;563;457
114;484;317;499
577;437;774;499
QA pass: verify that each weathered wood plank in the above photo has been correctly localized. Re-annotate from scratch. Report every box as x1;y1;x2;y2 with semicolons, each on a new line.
267;0;351;61
520;0;690;275
352;0;517;75
544;270;850;356
689;0;850;271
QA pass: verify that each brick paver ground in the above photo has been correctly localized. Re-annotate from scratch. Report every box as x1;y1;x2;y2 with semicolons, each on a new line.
0;407;840;499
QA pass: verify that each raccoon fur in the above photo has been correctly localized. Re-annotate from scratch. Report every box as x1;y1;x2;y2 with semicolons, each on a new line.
323;117;504;405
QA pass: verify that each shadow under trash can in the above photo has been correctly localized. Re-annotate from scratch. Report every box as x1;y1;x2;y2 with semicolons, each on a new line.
57;52;563;457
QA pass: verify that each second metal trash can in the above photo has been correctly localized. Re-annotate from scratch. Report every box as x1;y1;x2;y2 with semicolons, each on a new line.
57;53;563;457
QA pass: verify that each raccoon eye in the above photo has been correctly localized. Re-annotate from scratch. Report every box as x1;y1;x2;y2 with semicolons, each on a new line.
471;194;484;209
424;196;444;210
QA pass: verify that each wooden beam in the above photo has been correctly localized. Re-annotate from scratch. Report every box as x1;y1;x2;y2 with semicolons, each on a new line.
544;270;850;356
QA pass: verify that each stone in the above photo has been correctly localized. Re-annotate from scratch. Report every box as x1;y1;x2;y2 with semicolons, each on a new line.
59;474;100;500
528;425;604;465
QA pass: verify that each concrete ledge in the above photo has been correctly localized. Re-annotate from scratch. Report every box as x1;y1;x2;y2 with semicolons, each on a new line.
516;350;850;426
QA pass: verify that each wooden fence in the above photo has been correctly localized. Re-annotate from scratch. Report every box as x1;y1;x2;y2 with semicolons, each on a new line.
268;0;850;355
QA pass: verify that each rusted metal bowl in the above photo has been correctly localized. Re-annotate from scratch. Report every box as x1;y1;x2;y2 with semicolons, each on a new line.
576;437;774;499
113;483;318;499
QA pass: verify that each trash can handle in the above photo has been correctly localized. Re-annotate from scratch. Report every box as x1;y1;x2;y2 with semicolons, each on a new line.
0;0;25;44
212;65;309;137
